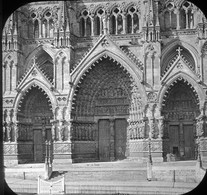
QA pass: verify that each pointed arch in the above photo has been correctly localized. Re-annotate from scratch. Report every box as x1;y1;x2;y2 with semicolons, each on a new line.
69;50;147;107
161;40;200;71
14;79;57;113
158;72;205;110
25;45;55;68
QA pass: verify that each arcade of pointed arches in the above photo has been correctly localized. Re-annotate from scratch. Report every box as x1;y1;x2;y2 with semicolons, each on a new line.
3;40;205;163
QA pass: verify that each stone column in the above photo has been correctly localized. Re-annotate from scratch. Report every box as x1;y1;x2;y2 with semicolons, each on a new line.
91;16;94;36
175;9;180;30
109;118;115;161
102;14;108;35
185;10;189;29
122;14;126;34
39;20;42;38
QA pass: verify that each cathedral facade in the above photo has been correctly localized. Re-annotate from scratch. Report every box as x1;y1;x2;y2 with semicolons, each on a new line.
2;0;207;167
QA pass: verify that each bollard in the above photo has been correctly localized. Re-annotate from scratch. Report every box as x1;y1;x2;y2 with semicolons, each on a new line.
173;170;175;183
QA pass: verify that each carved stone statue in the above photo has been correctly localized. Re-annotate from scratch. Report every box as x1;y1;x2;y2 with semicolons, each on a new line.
51;123;56;141
7;123;12;142
3;125;6;141
158;117;164;139
196;117;204;137
15;122;19;142
42;125;46;141
58;121;65;141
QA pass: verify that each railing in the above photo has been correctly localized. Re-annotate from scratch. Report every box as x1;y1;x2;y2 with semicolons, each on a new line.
38;175;65;194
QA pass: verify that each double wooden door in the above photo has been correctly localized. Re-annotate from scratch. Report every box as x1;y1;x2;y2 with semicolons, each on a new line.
169;124;195;160
98;119;127;161
33;129;52;163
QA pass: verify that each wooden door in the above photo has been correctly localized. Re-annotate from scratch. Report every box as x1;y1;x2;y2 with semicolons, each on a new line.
115;119;127;160
34;130;43;162
98;119;110;161
183;125;195;159
169;125;179;156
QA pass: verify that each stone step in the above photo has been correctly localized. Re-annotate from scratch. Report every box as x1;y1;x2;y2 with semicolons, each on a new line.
153;160;197;167
6;179;198;195
50;169;147;182
53;161;147;171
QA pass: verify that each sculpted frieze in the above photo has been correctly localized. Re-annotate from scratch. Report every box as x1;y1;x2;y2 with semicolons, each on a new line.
164;111;196;120
95;105;129;116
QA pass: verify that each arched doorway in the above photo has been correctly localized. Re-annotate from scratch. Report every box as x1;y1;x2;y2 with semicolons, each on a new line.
71;56;144;162
17;85;53;163
162;78;200;160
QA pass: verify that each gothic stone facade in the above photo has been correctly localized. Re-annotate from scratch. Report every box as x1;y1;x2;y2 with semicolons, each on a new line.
2;0;207;167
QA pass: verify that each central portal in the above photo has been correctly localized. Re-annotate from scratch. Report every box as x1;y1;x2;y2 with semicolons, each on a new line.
72;56;143;162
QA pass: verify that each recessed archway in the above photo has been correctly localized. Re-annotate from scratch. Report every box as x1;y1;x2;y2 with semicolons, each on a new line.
161;77;200;161
71;56;145;162
17;85;53;163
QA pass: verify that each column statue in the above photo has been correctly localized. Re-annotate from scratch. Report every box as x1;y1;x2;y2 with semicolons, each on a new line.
3;123;6;141
42;125;46;141
148;118;155;139
58;120;65;141
158;116;164;139
14;121;19;142
51;121;56;141
7;122;12;142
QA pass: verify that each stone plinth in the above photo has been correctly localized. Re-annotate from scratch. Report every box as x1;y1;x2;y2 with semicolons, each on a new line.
53;141;73;166
4;142;18;167
129;139;163;163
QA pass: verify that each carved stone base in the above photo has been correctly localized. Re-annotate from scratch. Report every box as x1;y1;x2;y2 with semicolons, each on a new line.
53;141;73;167
129;139;163;163
200;137;207;167
4;142;18;167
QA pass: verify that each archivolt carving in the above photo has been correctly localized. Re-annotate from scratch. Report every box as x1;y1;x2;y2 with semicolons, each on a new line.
162;77;200;121
72;56;144;122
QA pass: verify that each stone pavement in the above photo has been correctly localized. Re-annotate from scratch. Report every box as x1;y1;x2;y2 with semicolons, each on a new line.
4;160;206;195
5;177;201;195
